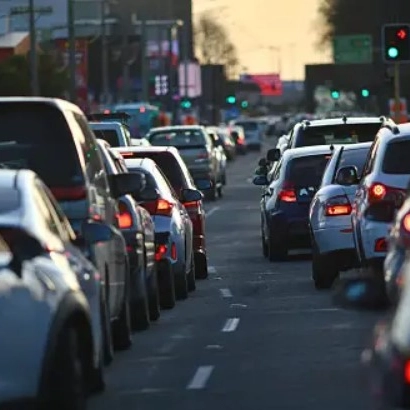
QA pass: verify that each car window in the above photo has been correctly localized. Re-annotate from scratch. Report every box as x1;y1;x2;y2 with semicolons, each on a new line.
286;155;331;187
148;129;207;147
362;138;380;177
91;128;120;146
0;102;84;187
0;188;19;213
382;139;410;174
332;147;370;183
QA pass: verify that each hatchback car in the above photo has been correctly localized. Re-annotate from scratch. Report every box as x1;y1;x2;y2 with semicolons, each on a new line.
309;143;371;289
254;145;334;260
114;146;211;279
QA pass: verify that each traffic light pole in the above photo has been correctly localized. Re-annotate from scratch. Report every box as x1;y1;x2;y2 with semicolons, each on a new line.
28;0;39;96
394;62;401;122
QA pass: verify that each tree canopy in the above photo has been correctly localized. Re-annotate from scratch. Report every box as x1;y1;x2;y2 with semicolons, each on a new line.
194;13;239;78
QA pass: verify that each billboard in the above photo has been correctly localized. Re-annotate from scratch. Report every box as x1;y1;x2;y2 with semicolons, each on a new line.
240;73;283;96
179;62;202;98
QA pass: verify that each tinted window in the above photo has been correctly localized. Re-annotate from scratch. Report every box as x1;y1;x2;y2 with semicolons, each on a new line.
333;147;370;181
235;122;258;131
92;129;120;146
0;103;83;187
287;155;331;187
148;130;206;147
299;123;380;146
0;189;19;213
383;140;410;174
129;152;188;191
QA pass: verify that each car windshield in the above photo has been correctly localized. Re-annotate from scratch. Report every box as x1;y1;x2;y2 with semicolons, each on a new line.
333;147;370;181
235;122;258;131
383;139;410;174
287;154;331;187
300;123;380;146
148;130;206;147
91;129;120;146
0;189;19;213
0;103;83;187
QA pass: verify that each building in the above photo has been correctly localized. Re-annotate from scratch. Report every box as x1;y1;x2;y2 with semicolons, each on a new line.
0;32;30;62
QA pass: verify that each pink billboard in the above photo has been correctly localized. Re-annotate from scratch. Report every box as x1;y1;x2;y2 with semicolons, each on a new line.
240;73;283;96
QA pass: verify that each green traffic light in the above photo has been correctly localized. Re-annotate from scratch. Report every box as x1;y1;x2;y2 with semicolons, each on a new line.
331;90;340;99
388;46;399;59
226;96;236;104
181;100;191;109
241;101;248;108
361;88;370;98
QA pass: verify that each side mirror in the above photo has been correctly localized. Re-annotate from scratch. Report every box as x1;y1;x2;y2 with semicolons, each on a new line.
133;187;160;202
335;166;359;186
258;158;268;167
81;221;113;244
333;277;389;310
195;179;212;190
108;172;146;198
181;188;203;203
267;148;281;162
253;175;268;186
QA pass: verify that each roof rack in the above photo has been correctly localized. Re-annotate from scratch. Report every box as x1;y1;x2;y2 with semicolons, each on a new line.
380;116;400;134
87;112;131;124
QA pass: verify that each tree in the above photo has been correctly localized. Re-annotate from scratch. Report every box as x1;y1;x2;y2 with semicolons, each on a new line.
194;13;240;78
0;53;68;97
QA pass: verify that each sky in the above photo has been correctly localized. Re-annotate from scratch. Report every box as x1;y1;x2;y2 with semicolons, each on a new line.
192;0;332;80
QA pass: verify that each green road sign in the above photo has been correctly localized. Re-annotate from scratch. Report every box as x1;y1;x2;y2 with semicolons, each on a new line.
333;34;373;64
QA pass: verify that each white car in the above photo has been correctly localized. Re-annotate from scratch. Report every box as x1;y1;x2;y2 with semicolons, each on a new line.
0;169;111;407
309;143;371;289
132;138;151;146
351;120;410;277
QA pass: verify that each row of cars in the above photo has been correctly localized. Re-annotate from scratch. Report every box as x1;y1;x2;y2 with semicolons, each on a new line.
0;98;230;409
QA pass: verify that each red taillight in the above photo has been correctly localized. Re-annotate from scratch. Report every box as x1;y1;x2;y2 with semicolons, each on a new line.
369;183;387;202
404;361;410;383
155;244;167;261
116;202;133;229
403;214;410;232
374;237;387;252
141;199;174;216
171;243;177;260
325;195;352;216
120;152;134;157
50;186;86;201
237;138;244;145
278;182;296;203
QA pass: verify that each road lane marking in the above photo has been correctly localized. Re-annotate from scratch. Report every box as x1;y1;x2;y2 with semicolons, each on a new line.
208;266;217;274
206;344;223;350
230;303;247;308
205;206;220;218
186;366;214;390
267;308;340;314
222;317;240;332
220;288;232;298
119;388;172;395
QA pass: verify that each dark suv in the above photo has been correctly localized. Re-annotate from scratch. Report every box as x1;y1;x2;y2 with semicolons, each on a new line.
0;97;142;356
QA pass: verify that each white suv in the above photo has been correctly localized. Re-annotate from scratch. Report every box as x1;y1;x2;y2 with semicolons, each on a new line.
349;120;410;275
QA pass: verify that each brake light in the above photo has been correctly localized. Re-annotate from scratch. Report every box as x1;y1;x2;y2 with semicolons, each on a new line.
50;186;86;201
141;199;174;216
404;361;410;383
120;152;134;157
325;195;352;216
155;244;167;261
369;183;387;202
403;213;410;232
374;237;387;252
116;201;133;229
278;182;296;203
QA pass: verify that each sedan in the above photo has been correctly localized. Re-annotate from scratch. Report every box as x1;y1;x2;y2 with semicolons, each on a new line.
309;142;371;289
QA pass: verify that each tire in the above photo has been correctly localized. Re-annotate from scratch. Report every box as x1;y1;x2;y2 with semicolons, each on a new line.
187;255;196;292
312;250;338;290
45;327;87;410
112;265;132;351
89;347;105;394
175;269;189;300
194;252;208;279
130;279;150;332
148;267;161;321
158;261;176;309
267;233;287;262
101;282;113;366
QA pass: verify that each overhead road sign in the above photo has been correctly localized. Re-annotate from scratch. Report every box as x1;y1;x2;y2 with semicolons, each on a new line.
333;34;373;64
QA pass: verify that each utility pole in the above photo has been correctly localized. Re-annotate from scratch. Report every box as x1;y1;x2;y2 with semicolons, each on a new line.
67;0;77;102
394;62;401;121
28;0;39;95
140;20;148;102
101;0;109;104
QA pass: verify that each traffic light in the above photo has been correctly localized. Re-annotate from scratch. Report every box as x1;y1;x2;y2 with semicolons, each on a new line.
226;95;236;104
181;99;191;109
330;90;340;99
382;24;410;62
241;100;249;108
361;88;370;98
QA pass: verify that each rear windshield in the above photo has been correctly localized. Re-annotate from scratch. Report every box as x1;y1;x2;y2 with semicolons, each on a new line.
0;103;82;187
235;122;258;131
383;139;410;174
148;130;206;147
333;147;369;181
128;152;188;192
92;129;120;146
287;155;331;187
299;123;380;146
0;189;19;213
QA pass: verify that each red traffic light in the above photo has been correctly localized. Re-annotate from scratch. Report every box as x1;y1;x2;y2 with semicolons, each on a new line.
397;28;408;40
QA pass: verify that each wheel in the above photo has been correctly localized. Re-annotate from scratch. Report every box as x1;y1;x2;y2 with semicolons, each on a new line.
187;255;196;292
111;265;132;351
45;327;87;410
130;276;150;331
101;280;113;366
267;232;287;261
312;250;338;290
148;267;160;321
194;252;208;279
175;269;188;300
158;261;176;309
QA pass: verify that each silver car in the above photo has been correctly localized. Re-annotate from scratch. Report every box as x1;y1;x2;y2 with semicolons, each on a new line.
123;157;198;307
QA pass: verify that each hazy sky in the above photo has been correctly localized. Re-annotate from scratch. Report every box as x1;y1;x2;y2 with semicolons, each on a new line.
193;0;332;80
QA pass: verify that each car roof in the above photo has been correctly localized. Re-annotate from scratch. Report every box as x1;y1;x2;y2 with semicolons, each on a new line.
283;145;339;160
0;97;83;114
114;146;179;155
89;121;122;128
148;125;204;133
335;142;373;151
300;116;383;128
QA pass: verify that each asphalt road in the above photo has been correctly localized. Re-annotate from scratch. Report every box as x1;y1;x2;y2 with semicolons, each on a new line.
90;142;381;410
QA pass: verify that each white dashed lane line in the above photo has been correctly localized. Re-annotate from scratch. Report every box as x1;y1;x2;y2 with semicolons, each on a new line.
205;206;220;218
186;366;215;390
219;288;233;298
221;318;240;332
